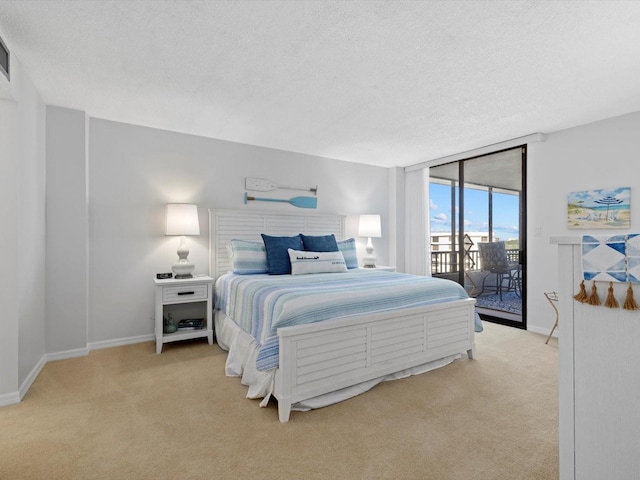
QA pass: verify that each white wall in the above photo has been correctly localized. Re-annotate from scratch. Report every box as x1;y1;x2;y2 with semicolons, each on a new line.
527;111;640;335
45;106;89;355
388;167;405;271
0;98;19;402
0;52;46;403
85;118;390;345
16;62;46;388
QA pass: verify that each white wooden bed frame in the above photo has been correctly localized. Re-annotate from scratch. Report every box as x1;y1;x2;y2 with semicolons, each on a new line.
209;209;476;422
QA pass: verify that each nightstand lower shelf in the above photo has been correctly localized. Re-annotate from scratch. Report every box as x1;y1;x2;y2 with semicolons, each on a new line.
156;328;213;346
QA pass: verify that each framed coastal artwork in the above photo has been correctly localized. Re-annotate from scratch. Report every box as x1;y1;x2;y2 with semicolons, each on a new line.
567;187;631;229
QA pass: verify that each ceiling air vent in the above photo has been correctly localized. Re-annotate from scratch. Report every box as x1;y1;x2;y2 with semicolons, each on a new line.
0;34;9;81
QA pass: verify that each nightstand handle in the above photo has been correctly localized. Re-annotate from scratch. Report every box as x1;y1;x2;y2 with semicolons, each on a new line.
177;291;195;296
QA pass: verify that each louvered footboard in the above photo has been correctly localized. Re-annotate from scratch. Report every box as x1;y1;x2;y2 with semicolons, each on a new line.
273;298;476;422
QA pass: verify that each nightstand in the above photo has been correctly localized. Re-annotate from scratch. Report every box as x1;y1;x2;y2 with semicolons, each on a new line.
362;266;396;272
154;275;214;354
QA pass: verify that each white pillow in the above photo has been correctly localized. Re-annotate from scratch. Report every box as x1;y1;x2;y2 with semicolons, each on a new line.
228;239;268;274
337;237;358;269
287;249;347;275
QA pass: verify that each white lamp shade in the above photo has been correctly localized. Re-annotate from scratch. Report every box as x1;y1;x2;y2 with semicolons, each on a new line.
165;204;200;236
358;214;381;238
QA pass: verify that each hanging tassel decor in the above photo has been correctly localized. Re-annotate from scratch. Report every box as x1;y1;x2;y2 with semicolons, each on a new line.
587;280;601;306
604;281;619;308
623;283;639;310
574;280;588;303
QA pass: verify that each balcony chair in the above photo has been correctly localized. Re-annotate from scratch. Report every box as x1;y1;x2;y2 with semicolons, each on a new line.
477;241;521;300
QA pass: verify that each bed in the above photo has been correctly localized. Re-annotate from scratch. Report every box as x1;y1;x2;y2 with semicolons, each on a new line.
209;209;477;422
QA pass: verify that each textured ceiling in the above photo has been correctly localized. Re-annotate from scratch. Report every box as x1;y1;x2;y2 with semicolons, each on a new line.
1;0;640;168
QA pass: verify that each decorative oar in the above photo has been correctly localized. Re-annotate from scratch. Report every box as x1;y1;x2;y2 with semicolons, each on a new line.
244;192;317;209
245;177;318;195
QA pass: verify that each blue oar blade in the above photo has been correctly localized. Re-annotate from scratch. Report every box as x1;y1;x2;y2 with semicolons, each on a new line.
288;196;317;208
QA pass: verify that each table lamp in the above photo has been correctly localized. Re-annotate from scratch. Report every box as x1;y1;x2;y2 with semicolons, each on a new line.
165;203;200;278
358;214;381;268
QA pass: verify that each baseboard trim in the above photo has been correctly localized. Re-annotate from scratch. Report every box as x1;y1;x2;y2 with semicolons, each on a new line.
0;391;20;408
45;347;90;362
3;334;156;409
18;354;48;401
527;324;557;338
88;334;154;351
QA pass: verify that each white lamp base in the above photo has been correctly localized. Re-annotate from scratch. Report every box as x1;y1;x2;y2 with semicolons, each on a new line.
362;237;377;268
172;236;195;278
172;261;194;279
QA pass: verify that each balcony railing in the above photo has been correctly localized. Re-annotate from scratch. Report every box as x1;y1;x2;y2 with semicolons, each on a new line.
431;249;519;275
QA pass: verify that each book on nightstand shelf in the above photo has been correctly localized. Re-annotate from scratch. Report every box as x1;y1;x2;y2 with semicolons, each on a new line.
177;318;204;330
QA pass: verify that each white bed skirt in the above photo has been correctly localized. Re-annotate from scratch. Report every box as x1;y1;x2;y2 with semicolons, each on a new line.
214;310;461;412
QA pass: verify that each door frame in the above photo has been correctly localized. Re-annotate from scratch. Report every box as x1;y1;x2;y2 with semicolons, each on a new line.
430;145;527;330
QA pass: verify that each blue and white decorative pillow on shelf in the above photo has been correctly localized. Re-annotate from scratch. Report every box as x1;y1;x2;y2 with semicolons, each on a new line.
581;234;627;282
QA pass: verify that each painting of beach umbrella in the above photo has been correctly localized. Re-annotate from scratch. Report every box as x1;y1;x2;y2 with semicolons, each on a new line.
594;195;623;221
568;187;630;229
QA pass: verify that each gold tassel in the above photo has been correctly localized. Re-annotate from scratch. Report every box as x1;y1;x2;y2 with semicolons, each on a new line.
587;280;601;306
604;282;619;308
574;280;588;303
623;283;639;310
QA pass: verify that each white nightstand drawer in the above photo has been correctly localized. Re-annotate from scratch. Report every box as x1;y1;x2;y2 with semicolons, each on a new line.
163;284;209;303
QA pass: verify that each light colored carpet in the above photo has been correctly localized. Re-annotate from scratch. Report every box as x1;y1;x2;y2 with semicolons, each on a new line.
0;322;558;480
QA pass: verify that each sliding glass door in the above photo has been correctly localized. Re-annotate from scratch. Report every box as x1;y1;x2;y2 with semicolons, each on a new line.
429;147;526;328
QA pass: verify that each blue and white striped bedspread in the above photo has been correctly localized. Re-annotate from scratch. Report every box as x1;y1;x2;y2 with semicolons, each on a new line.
214;270;470;371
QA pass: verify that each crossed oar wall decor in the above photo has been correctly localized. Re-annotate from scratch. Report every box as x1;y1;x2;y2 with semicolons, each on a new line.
243;176;318;209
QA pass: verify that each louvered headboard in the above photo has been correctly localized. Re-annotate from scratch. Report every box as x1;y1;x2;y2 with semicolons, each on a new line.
208;209;345;279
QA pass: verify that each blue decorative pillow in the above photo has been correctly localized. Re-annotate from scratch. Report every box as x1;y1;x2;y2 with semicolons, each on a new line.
301;234;339;252
228;239;268;275
261;234;304;275
337;238;358;269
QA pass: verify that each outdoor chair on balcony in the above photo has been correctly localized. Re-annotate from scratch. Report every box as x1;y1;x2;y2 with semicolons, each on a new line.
477;241;521;300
